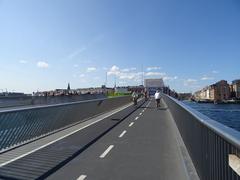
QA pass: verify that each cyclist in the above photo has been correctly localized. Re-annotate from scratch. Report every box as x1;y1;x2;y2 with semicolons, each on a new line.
144;90;148;101
154;90;161;108
132;91;138;106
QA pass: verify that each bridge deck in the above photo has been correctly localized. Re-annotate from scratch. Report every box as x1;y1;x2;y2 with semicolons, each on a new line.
0;99;197;180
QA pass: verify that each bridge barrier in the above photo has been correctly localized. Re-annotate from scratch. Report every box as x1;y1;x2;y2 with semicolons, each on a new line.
163;94;240;180
0;96;131;153
0;94;106;108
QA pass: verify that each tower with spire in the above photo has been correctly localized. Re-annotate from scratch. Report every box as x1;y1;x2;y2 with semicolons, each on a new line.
67;83;71;91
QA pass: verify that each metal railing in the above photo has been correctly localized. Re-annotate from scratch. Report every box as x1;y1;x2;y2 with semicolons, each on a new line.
0;96;131;153
0;94;106;108
163;94;240;180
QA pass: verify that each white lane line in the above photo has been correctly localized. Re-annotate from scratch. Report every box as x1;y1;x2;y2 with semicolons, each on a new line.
100;145;114;158
119;130;127;138
77;175;87;180
139;112;142;116
0;103;132;167
135;117;139;120
129;122;134;127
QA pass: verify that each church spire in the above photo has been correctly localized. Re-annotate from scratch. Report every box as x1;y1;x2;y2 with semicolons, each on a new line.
67;82;71;91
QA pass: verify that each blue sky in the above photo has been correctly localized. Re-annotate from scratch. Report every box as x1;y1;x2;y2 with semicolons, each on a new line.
0;0;240;93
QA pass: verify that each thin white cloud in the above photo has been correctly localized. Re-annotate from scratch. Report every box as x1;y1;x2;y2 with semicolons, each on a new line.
86;67;97;72
119;81;127;85
145;72;166;76
184;79;197;86
212;70;219;74
68;47;86;59
201;76;214;80
119;73;136;80
107;65;178;84
146;66;161;71
163;76;178;81
37;61;49;68
107;65;143;83
74;64;79;68
107;65;120;76
118;72;142;81
79;74;85;78
121;67;137;72
19;60;27;64
122;68;130;72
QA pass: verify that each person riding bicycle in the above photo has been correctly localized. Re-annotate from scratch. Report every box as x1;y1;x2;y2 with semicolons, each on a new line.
144;90;148;101
132;91;138;105
154;90;161;108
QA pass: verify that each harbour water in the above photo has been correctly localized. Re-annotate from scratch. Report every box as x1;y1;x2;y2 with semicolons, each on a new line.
183;101;240;132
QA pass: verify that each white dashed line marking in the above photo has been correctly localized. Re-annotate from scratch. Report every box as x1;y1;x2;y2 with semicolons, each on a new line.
0;103;133;167
77;175;87;180
129;122;134;127
100;145;114;158
119;130;127;138
139;112;142;116
135;117;139;120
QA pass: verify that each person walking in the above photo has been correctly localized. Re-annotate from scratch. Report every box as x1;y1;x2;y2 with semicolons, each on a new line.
154;90;161;108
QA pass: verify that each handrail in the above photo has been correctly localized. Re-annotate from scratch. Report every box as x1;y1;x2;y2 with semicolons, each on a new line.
163;94;240;179
0;96;131;153
166;95;240;149
0;96;127;114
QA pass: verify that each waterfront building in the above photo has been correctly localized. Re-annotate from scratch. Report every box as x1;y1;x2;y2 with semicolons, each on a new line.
214;80;230;101
209;85;216;100
232;79;240;99
194;80;230;102
194;87;211;101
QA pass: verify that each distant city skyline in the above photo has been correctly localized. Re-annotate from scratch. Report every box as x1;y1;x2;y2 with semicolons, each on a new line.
0;0;240;93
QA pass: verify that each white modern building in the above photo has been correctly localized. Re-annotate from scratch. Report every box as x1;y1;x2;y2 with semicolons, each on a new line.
144;78;164;96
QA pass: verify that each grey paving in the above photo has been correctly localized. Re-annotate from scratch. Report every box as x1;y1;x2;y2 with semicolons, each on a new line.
0;99;198;180
0;101;143;180
0;102;133;165
47;99;196;180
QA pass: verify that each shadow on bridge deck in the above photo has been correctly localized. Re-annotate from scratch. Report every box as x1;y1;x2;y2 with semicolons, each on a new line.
0;99;199;180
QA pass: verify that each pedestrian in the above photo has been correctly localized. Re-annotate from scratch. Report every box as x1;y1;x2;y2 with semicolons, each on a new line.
154;90;161;108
